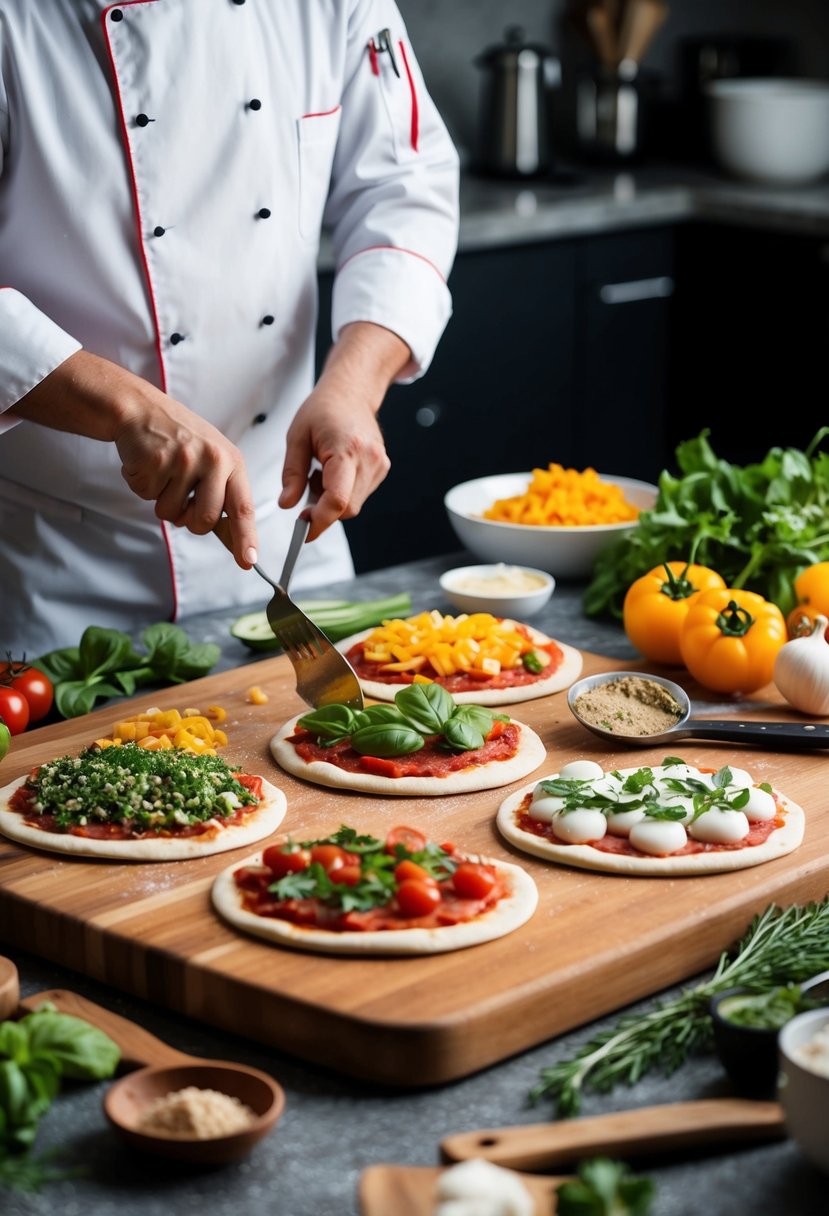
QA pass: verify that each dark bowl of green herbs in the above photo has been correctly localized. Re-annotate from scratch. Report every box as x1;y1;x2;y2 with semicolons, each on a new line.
710;984;827;1099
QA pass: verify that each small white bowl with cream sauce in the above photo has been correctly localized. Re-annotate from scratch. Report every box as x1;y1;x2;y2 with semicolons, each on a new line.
439;563;555;618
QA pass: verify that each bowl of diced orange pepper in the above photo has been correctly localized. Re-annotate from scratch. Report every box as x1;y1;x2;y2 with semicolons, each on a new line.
444;466;658;580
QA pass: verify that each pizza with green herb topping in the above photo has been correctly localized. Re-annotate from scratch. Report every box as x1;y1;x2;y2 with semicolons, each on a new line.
0;743;287;861
269;684;546;796
211;823;538;955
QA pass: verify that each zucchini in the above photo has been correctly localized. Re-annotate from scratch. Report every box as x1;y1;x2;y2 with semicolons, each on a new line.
230;592;413;651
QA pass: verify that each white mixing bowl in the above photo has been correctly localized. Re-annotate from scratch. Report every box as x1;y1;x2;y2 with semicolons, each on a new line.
706;78;829;185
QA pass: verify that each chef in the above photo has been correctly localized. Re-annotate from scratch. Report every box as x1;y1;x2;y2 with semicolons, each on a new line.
0;0;459;653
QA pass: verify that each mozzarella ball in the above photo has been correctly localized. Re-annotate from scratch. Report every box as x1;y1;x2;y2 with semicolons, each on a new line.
656;763;712;785
529;784;565;823
558;759;604;782
606;806;647;836
719;765;752;790
657;794;696;823
689;808;750;843
629;819;688;856
742;786;778;822
552;808;608;844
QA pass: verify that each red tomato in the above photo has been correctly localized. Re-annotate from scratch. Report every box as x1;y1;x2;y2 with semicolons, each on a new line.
335;864;362;886
0;688;29;735
385;826;427;855
452;862;497;900
394;859;432;884
261;844;311;877
310;844;347;874
0;662;53;723
396;879;442;918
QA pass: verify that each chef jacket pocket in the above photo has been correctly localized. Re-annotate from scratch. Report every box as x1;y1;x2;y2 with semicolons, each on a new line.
377;40;420;163
297;106;342;242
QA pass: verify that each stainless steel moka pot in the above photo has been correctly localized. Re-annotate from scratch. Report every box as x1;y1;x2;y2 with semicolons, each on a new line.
473;26;560;178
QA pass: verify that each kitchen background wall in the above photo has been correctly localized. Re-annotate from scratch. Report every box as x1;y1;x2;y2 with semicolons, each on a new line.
398;0;829;162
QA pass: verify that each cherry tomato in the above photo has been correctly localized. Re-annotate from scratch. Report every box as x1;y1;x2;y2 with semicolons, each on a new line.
452;862;497;900
0;688;29;735
396;879;442;918
385;826;426;856
310;844;347;874
394;859;432;884
0;661;53;723
261;844;311;877
335;864;362;886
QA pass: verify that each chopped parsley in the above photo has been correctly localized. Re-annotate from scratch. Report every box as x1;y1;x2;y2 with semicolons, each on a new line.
22;743;258;833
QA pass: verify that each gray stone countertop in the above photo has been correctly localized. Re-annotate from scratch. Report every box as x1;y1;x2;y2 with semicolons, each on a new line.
320;163;829;270
5;553;827;1216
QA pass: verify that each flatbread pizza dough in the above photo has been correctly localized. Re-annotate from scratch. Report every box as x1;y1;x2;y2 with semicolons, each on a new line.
212;848;538;956
0;766;287;863
496;759;805;877
270;712;546;796
335;622;583;707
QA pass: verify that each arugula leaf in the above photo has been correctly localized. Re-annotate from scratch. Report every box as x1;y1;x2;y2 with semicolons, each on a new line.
584;428;829;619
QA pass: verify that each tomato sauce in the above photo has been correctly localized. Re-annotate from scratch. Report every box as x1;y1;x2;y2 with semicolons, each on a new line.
234;867;509;933
515;792;783;857
290;722;521;778
346;635;564;692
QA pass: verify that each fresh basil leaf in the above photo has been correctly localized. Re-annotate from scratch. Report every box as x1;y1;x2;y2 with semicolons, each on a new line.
31;648;81;683
0;1022;29;1064
450;704;497;735
556;1158;656;1216
297;704;359;741
358;704;409;726
23;1009;120;1081
441;717;486;753
77;626;139;679
394;683;454;734
350;724;425;757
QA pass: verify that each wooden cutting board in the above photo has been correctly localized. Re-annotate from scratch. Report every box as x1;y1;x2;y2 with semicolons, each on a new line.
1;649;827;1087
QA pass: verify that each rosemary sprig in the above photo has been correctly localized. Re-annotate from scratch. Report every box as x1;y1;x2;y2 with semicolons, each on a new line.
530;899;829;1115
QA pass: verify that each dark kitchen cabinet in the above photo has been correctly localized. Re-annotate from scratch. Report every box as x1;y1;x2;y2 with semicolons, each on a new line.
669;223;829;465
316;226;676;574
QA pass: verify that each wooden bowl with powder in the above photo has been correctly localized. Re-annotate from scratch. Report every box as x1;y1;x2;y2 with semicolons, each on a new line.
104;1061;285;1164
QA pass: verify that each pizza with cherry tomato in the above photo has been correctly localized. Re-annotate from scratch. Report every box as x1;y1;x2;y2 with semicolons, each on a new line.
0;743;287;861
211;824;539;955
496;756;805;877
335;613;582;706
269;684;546;796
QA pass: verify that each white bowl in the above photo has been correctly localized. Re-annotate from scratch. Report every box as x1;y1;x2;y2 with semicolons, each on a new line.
706;78;829;185
439;563;555;618
443;473;657;580
778;1007;829;1174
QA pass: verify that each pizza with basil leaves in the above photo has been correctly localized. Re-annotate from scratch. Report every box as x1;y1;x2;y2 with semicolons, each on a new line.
496;756;805;876
0;742;287;861
269;684;546;796
211;823;538;955
336;612;582;706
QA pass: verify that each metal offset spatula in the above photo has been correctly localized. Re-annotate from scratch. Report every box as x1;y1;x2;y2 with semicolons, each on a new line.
214;488;364;712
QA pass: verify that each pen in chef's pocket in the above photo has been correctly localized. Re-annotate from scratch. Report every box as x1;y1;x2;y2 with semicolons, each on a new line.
368;27;400;77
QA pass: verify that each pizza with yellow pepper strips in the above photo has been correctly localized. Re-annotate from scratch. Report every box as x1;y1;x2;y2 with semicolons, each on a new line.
335;611;582;707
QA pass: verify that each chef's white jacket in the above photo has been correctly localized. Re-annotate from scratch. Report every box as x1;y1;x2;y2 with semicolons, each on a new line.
0;0;459;653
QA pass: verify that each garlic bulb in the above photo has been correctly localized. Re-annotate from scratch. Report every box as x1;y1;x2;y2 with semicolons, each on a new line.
773;614;829;715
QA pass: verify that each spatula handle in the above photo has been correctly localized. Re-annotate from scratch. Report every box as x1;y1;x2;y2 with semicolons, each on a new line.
18;988;197;1070
439;1097;786;1169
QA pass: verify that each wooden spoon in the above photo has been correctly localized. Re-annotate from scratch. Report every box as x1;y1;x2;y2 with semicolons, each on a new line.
19;984;286;1164
439;1096;786;1170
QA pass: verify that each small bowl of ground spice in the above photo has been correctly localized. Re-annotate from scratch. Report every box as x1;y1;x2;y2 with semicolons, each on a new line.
103;1062;285;1164
567;671;687;743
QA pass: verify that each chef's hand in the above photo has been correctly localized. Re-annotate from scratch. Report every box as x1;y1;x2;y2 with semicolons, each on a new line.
280;322;411;540
10;350;259;568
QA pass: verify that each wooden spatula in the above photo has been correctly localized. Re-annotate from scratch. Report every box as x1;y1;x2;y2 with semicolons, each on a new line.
439;1097;786;1170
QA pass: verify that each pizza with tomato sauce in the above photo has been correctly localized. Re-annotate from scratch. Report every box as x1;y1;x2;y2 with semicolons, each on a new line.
269;684;546;796
335;612;582;706
211;824;539;955
496;756;805;876
0;742;287;861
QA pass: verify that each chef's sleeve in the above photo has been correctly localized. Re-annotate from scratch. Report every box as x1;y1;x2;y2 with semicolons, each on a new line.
0;90;82;434
323;0;460;383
